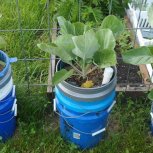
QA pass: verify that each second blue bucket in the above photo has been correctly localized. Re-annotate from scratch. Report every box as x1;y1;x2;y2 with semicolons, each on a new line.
55;100;115;149
0;98;17;142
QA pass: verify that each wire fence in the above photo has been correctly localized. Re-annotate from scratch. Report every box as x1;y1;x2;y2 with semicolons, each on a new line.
0;0;153;92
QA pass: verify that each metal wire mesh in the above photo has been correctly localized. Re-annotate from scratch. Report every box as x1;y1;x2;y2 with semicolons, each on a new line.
0;0;153;92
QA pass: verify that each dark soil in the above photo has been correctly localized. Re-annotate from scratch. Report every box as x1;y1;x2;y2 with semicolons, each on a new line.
115;33;143;85
116;51;143;85
65;54;143;88
66;65;104;87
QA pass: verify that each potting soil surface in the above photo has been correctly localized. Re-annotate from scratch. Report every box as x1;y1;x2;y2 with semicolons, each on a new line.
66;65;104;87
117;53;143;85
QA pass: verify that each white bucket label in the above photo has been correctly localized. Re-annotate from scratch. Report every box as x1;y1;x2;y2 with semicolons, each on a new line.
73;132;80;139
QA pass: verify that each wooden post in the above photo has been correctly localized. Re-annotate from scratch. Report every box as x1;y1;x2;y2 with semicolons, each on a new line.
47;23;57;98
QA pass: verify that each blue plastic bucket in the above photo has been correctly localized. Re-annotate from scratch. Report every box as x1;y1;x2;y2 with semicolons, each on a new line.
55;99;115;149
0;86;16;114
55;60;116;113
0;99;17;142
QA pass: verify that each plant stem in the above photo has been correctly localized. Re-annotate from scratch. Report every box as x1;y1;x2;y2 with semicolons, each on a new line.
82;60;86;79
70;63;83;76
86;65;98;75
74;59;81;69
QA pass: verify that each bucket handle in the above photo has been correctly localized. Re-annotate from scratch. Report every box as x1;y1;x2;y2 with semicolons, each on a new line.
0;100;17;124
53;99;116;137
53;99;116;119
92;128;106;136
12;85;16;97
63;112;106;136
9;57;17;63
0;57;17;78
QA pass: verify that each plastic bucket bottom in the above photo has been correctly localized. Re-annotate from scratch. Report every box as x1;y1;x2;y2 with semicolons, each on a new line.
0;98;17;142
0;111;16;142
56;101;110;149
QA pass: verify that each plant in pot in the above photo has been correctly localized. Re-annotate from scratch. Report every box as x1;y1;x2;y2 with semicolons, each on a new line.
38;15;124;87
37;15;124;149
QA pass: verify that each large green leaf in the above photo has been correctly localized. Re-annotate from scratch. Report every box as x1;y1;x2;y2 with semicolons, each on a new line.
37;43;57;54
148;4;153;27
54;34;75;59
96;29;116;51
122;46;153;65
57;16;75;35
94;49;116;68
148;89;153;101
101;15;124;37
73;22;90;35
37;43;73;62
72;29;100;60
52;69;74;86
0;36;7;48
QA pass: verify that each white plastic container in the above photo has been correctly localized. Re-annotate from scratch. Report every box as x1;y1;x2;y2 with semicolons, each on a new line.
102;67;114;85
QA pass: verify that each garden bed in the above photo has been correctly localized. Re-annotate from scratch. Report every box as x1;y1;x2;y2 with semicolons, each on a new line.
126;1;153;83
117;55;143;85
115;27;145;90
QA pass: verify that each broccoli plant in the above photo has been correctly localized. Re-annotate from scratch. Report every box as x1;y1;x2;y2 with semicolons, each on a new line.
38;15;124;86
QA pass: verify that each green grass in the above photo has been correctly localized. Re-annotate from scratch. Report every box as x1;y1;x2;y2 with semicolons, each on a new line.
0;0;51;84
1;1;153;153
0;91;153;153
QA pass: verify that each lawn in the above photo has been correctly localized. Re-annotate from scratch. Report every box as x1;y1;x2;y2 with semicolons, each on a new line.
0;90;153;153
0;1;153;153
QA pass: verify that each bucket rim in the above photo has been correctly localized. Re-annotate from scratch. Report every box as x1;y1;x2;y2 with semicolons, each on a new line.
0;50;10;78
55;60;117;91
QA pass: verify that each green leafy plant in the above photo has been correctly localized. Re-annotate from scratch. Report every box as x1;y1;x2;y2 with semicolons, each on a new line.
117;30;133;53
38;15;124;86
51;0;130;27
99;0;131;17
53;0;104;26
